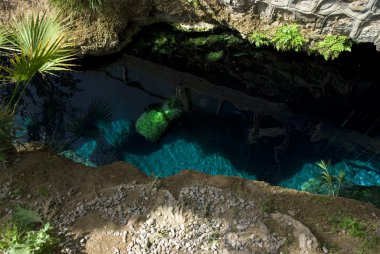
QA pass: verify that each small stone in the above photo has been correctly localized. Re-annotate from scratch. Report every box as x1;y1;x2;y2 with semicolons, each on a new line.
146;218;155;226
323;246;329;253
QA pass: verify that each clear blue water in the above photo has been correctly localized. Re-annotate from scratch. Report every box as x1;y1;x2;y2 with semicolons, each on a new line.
13;57;380;198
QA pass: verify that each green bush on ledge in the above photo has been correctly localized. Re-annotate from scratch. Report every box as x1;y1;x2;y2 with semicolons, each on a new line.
312;35;352;60
248;31;270;47
271;24;307;52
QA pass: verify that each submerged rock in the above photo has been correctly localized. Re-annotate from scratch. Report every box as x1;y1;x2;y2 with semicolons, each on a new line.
135;98;184;142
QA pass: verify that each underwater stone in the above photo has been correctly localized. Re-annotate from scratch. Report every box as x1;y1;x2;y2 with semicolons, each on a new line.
135;98;184;142
135;110;169;142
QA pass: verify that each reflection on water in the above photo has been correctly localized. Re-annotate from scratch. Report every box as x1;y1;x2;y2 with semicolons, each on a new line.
10;56;380;206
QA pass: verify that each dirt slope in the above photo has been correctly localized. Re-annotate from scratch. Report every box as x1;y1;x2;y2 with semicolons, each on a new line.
0;151;379;253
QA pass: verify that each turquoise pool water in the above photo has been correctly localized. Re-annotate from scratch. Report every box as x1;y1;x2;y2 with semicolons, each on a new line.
14;56;380;203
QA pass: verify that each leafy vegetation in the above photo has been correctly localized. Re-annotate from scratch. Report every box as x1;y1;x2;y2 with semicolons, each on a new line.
49;0;105;14
271;24;307;52
0;206;58;254
312;35;352;60
248;32;270;47
0;108;16;162
331;215;379;254
316;160;345;196
337;216;366;237
186;34;241;48
0;13;76;162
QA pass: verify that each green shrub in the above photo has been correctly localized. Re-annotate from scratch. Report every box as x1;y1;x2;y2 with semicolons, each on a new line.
0;13;76;162
313;35;352;60
248;32;270;47
271;24;307;52
0;207;58;254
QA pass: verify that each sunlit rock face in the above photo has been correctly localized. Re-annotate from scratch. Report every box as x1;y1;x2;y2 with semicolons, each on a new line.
3;0;379;55
88;0;380;54
214;0;380;47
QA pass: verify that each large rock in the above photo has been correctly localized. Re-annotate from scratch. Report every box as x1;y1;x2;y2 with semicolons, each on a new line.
1;0;380;54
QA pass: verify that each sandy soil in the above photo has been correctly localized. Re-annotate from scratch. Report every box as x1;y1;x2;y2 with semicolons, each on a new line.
0;151;379;254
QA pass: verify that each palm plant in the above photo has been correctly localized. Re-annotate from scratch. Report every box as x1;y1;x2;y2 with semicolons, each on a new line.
3;13;76;111
0;13;76;162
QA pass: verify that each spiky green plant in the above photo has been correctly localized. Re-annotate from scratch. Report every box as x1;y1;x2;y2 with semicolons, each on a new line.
248;31;270;47
0;13;76;162
4;13;76;82
0;28;7;50
316;160;345;196
317;160;335;196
